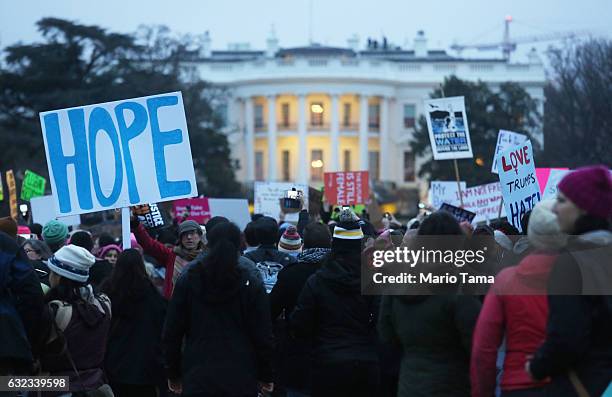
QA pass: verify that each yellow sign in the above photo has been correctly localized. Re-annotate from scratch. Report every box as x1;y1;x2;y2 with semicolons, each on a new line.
6;170;17;220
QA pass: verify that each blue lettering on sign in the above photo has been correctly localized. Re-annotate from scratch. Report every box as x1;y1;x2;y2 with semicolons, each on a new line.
43;110;93;213
147;95;191;198
88;107;123;207
115;101;148;204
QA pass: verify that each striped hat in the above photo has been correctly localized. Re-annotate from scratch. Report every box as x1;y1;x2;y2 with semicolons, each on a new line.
278;226;302;254
48;244;96;283
332;220;364;254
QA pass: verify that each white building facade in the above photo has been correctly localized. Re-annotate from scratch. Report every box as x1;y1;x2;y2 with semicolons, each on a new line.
186;32;546;190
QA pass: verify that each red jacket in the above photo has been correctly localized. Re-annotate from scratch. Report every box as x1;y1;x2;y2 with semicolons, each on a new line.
132;223;177;298
471;252;556;397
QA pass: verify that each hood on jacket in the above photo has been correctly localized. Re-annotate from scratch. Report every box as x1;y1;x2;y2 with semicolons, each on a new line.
297;248;330;265
575;230;612;247
513;236;531;255
318;258;361;292
514;252;558;288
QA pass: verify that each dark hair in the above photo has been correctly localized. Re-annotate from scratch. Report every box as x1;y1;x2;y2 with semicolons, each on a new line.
206;216;230;234
251;213;264;222
303;222;332;249
255;216;279;245
30;223;43;237
98;233;116;248
197;222;241;289
45;277;89;304
71;231;94;252
491;220;520;236
418;211;463;236
244;221;259;247
101;249;152;311
573;214;611;235
22;239;53;260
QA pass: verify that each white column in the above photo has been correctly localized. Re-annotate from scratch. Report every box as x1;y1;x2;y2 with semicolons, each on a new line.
380;96;390;180
359;95;369;171
267;95;277;181
297;94;308;184
245;97;255;181
330;94;340;172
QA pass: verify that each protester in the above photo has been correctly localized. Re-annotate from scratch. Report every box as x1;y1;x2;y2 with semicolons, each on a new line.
22;238;52;286
278;225;303;257
0;216;18;240
98;244;122;266
0;231;48;375
41;244;112;395
244;216;297;293
42;220;69;253
471;200;567;397
132;216;204;298
102;249;167;397
244;221;260;254
528;165;612;396
291;210;379;397
378;211;481;397
163;222;274;396
71;231;114;291
269;222;332;395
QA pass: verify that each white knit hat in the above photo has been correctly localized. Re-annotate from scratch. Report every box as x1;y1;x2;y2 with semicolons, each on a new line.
528;199;567;250
48;244;96;283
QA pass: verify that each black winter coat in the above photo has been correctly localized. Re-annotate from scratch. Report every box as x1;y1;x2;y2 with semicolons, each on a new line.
269;248;330;390
378;294;481;397
530;230;612;396
291;257;379;365
104;282;167;387
163;263;274;396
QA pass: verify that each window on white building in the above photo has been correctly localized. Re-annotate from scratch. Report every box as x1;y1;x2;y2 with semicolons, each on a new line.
310;102;324;127
255;151;264;181
281;103;290;128
368;151;380;181
217;103;228;127
343;150;351;172
343;103;351;127
282;150;290;181
404;151;415;182
311;149;324;181
368;103;380;130
255;104;264;129
403;104;416;128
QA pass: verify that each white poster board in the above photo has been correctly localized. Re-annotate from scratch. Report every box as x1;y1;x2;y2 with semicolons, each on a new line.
461;182;505;224
208;198;251;230
428;181;466;209
39;92;197;217
254;182;309;223
542;169;571;200
424;96;473;160
491;130;528;174
497;141;541;232
30;195;81;227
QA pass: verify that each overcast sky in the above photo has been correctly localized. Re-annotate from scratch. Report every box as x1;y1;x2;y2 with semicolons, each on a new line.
1;0;611;62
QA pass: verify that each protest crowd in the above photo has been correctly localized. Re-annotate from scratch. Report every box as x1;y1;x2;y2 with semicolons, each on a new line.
0;163;610;397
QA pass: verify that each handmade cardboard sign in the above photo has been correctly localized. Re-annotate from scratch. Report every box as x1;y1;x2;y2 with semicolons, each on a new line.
491;130;528;174
324;171;369;205
424;96;473;160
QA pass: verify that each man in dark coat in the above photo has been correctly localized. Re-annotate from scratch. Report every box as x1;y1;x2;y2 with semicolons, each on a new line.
270;222;332;395
291;213;379;397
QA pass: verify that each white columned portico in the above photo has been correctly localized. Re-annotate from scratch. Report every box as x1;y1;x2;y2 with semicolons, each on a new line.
297;94;308;184
379;96;390;180
267;95;277;181
359;95;369;171
244;97;255;181
330;94;340;172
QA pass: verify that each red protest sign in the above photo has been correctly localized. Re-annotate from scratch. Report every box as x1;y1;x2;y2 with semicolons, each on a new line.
173;198;211;224
324;171;369;205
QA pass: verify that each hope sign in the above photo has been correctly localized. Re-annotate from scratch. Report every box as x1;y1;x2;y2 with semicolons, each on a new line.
40;92;197;216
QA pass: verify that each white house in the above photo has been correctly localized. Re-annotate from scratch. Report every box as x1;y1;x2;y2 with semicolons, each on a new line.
184;31;546;193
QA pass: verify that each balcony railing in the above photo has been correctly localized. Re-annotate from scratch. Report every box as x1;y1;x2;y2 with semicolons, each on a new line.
255;124;267;133
340;123;359;132
308;123;330;131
